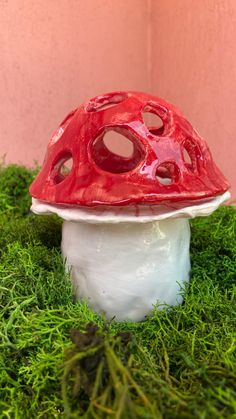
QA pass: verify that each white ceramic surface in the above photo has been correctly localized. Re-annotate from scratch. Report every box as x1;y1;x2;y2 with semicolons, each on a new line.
61;219;191;321
31;191;230;224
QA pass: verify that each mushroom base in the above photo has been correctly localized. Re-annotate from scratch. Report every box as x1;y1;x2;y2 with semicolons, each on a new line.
61;218;191;321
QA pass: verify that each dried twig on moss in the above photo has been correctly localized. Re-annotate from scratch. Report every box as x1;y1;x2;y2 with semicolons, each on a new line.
62;323;157;418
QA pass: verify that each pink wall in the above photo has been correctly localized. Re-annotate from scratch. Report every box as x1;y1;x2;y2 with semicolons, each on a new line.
151;0;236;199
1;0;235;198
0;0;149;166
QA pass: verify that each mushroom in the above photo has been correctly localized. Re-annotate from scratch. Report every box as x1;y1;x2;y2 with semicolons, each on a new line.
29;91;230;321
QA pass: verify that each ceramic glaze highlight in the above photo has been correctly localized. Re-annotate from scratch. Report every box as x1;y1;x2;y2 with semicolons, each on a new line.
61;219;191;321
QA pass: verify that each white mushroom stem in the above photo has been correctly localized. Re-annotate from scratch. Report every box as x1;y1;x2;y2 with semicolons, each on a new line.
31;191;230;322
61;219;190;321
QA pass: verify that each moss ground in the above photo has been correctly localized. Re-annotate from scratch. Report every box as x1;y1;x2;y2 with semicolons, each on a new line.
0;165;235;418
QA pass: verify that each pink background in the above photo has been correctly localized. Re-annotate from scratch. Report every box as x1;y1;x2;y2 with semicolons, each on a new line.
1;0;235;198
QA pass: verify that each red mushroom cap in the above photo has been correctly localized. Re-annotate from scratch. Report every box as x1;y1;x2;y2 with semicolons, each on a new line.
30;91;230;208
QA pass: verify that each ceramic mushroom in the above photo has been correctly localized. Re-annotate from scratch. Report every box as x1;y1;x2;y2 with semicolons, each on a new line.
30;91;230;321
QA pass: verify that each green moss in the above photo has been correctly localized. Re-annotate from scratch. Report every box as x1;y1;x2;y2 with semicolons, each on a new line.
0;165;235;418
0;164;38;216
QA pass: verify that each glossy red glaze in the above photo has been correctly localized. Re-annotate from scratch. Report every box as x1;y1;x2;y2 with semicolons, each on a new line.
30;91;230;207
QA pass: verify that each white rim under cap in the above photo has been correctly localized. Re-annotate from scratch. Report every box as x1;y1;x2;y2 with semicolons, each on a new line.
31;191;230;224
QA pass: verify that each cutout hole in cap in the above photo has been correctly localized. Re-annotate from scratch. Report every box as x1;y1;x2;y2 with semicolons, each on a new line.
182;139;200;173
51;152;73;184
86;93;127;113
91;129;144;174
142;111;164;136
155;162;178;185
